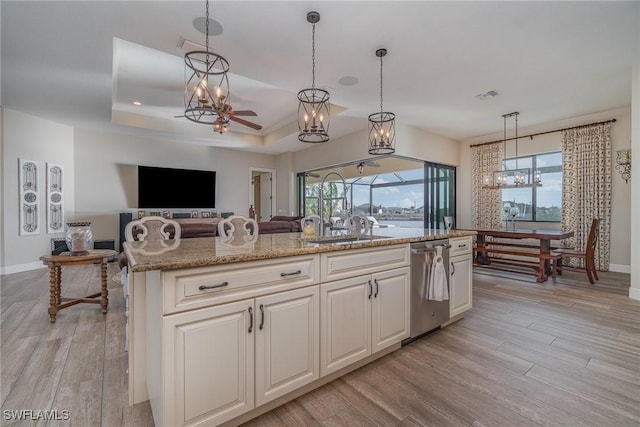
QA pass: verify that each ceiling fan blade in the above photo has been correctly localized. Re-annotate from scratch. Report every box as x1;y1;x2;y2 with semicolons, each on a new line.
366;160;381;167
229;115;262;130
228;110;258;117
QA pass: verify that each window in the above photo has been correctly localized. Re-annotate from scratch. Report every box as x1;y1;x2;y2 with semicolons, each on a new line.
303;182;350;218
502;152;562;222
298;158;456;230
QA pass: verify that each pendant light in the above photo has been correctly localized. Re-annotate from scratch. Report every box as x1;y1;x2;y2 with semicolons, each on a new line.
298;11;330;143
184;0;230;127
368;48;395;155
484;112;542;189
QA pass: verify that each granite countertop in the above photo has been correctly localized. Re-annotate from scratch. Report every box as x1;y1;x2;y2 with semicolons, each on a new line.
124;228;476;272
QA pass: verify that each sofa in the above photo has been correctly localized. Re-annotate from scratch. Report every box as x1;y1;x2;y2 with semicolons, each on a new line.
172;216;302;237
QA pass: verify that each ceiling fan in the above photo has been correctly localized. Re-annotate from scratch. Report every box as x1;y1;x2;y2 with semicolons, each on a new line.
217;103;262;132
356;160;381;174
175;104;262;134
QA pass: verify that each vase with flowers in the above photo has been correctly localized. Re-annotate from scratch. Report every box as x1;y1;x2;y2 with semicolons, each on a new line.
509;207;520;229
502;203;511;228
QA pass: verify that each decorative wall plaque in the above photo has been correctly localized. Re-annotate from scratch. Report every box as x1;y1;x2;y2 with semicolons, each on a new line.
19;158;40;235
47;162;64;234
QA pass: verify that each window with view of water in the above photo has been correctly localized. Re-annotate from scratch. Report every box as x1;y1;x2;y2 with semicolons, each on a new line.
298;160;456;230
502;152;562;222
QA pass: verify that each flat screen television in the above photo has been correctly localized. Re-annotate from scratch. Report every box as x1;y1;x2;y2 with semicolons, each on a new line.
137;166;216;209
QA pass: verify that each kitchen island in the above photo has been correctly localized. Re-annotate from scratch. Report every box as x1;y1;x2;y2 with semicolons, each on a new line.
124;229;475;426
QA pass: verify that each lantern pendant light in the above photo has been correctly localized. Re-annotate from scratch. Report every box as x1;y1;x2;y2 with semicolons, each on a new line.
484;112;542;188
368;48;396;155
184;0;230;126
298;11;330;143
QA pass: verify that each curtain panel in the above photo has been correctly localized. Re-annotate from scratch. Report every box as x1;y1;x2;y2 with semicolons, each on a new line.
561;123;612;271
472;143;503;229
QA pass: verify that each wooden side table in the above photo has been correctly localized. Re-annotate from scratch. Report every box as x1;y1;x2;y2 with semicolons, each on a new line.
40;249;118;323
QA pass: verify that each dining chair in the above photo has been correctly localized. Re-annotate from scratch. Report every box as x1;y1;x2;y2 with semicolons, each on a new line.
443;216;454;231
125;216;181;242
218;215;258;238
347;214;371;235
552;218;599;284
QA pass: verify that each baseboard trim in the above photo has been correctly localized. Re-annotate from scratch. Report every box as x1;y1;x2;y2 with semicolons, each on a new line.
0;261;46;276
609;264;631;274
629;287;640;301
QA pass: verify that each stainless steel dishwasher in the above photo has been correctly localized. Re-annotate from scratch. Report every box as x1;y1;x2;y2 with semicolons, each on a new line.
402;239;450;345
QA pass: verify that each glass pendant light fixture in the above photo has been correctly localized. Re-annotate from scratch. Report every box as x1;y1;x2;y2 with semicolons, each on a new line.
184;0;230;128
368;48;395;155
484;112;542;189
298;11;330;143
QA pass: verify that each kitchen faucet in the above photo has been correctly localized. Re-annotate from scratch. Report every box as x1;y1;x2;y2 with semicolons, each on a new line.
318;171;348;236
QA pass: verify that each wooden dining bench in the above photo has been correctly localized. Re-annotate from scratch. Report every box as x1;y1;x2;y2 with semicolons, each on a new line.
475;245;562;281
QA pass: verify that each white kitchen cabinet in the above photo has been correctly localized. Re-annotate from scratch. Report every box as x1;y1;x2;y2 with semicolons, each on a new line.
371;268;410;353
320;276;371;375
255;286;319;406
449;254;473;317
163;299;255;427
320;267;410;376
161;286;319;426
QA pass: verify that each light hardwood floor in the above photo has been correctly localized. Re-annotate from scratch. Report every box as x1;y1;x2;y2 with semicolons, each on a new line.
1;263;638;426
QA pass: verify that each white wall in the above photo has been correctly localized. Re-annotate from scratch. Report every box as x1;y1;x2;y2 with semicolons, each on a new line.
73;128;277;247
630;63;640;300
1;109;74;273
275;152;295;216
460;106;632;271
1;109;4;270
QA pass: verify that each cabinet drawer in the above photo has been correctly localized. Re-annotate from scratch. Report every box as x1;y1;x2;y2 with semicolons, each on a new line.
449;236;472;256
163;255;319;314
320;244;410;282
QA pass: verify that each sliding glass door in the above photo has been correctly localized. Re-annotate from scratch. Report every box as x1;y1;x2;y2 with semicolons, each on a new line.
298;156;456;230
424;163;456;229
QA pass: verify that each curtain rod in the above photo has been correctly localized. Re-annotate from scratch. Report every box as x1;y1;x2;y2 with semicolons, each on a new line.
469;118;617;148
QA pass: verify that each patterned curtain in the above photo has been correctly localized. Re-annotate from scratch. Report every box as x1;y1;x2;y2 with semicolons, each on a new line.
561;123;612;271
472;143;503;229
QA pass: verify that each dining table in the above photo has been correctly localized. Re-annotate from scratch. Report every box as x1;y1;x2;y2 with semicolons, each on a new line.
467;228;575;282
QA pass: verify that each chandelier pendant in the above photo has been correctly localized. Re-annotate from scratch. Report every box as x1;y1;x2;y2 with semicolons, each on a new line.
484;112;542;189
298;11;330;143
368;48;396;155
184;0;230;126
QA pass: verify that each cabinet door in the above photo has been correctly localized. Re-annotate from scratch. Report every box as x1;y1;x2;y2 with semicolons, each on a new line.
450;255;473;317
371;267;410;353
166;299;254;426
255;286;319;406
320;276;371;376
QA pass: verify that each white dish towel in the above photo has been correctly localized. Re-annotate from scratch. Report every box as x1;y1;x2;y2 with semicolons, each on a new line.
420;251;433;299
428;246;449;301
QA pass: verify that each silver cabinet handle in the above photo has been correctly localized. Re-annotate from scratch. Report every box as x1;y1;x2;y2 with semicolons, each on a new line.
374;279;379;298
259;304;265;330
451;262;455;276
368;280;372;299
458;244;467;248
248;307;253;333
280;270;301;277
198;281;229;291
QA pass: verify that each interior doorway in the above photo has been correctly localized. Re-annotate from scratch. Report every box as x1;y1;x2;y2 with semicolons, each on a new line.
249;168;275;222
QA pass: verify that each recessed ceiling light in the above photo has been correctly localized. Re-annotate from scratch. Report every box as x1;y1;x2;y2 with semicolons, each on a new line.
133;101;142;106
339;76;359;86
